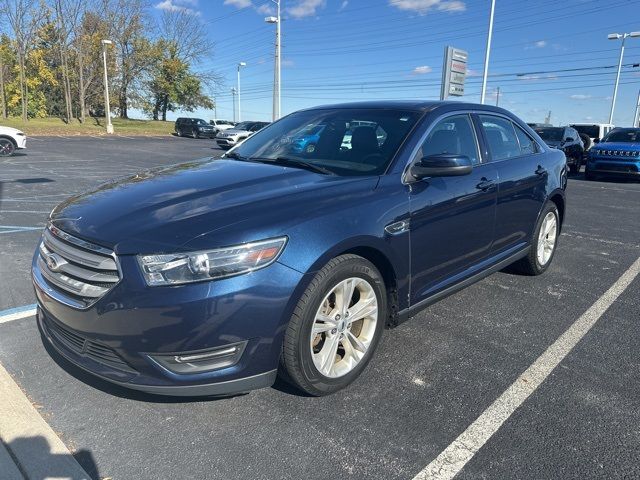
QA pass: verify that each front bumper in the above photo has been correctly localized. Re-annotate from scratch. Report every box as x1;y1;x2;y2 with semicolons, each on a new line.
32;252;304;396
587;157;640;177
196;130;217;138
216;137;240;147
15;134;27;149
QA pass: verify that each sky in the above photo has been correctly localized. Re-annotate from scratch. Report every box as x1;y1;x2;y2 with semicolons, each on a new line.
149;0;640;126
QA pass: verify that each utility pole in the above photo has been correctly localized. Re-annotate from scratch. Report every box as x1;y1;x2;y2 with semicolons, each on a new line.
231;88;237;123
607;32;640;124
545;110;552;125
495;87;500;106
265;0;281;121
101;39;114;134
480;0;496;104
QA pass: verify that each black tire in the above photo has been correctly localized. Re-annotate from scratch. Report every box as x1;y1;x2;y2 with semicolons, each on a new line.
192;129;199;139
0;137;16;157
280;254;386;396
579;133;592;151
512;202;560;276
176;129;183;137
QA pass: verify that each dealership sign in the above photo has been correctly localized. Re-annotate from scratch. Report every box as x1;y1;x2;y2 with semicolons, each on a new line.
440;46;468;99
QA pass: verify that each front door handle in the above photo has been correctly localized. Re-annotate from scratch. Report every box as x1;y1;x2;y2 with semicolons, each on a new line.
535;165;547;176
476;178;495;191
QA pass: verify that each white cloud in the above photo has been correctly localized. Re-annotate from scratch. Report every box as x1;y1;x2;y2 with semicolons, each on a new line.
155;0;199;14
518;74;557;81
390;0;466;15
570;94;592;100
535;40;547;48
412;65;432;74
339;0;348;11
466;68;481;77
224;0;252;7
287;0;326;18
282;59;295;67
256;3;275;15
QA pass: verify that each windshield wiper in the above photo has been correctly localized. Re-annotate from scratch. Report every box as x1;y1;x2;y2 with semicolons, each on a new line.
224;151;246;160
250;156;335;175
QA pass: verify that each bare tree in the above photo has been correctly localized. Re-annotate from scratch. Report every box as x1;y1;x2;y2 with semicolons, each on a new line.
0;0;45;121
53;0;83;122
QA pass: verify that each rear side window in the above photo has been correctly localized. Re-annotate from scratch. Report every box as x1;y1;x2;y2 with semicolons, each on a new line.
479;115;521;161
421;114;480;165
514;124;538;155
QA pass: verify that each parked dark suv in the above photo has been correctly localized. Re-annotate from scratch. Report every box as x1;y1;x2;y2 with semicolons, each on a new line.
534;126;584;174
33;101;566;397
175;118;216;138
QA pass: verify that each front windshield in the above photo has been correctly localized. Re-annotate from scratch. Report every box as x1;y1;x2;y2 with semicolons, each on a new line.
535;128;564;141
233;122;252;130
195;119;207;125
603;129;640;143
231;108;421;176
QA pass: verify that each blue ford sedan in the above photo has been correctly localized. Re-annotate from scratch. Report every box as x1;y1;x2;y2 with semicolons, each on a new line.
33;101;567;397
586;127;640;180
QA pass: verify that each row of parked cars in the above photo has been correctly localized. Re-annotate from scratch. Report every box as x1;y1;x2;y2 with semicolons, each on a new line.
527;122;639;180
174;117;271;149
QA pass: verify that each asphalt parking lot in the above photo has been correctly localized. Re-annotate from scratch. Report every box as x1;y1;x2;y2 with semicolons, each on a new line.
1;137;639;479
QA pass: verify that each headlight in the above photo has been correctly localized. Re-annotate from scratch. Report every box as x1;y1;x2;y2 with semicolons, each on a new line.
138;237;287;286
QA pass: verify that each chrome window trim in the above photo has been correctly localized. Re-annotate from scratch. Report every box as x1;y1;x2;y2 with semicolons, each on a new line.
402;110;482;185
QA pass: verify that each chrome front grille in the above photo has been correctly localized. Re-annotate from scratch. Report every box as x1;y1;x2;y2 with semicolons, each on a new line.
37;225;120;307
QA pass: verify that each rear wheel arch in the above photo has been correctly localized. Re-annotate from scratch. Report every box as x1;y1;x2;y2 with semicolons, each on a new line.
549;192;565;228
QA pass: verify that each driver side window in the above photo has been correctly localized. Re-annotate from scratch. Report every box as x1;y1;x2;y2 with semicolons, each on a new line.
421;114;480;165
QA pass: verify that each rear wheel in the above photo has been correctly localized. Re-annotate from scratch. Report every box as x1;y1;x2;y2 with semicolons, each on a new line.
568;158;580;174
513;202;559;276
280;255;386;396
0;138;15;157
192;129;199;139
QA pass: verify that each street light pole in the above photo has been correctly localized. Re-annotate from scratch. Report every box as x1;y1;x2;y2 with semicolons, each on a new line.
634;90;640;127
608;32;640;125
265;0;281;121
480;0;496;104
237;62;246;122
101;39;114;134
231;88;237;123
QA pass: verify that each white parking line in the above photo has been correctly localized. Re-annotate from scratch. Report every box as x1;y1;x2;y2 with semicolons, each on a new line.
413;256;640;480
0;305;37;324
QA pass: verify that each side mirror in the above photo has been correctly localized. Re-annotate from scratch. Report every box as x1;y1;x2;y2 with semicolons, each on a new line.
410;154;473;180
593;138;600;144
565;137;574;142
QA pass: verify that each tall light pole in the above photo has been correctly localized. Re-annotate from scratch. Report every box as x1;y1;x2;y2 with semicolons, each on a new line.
634;90;640;127
101;39;114;134
607;32;640;125
265;0;281;121
237;62;246;122
231;88;237;123
480;0;496;104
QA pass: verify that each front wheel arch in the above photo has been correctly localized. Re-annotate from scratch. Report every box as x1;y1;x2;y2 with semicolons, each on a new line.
0;135;17;148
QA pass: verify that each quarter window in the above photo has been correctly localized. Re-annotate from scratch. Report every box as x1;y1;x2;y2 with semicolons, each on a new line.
514;124;537;155
480;115;521;161
420;114;479;165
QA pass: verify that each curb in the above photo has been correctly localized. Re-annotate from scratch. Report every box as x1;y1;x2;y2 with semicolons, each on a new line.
0;362;92;480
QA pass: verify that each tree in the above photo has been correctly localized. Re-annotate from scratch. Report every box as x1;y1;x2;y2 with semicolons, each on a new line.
0;0;45;121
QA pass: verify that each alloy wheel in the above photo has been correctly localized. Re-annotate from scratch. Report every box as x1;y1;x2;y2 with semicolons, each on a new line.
537;211;557;266
310;277;378;378
0;139;15;156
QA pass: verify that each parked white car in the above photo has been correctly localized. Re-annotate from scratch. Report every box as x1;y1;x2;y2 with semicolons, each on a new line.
569;123;615;150
209;119;236;136
0;126;27;156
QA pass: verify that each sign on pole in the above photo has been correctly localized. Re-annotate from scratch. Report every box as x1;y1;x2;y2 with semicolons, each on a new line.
440;46;468;100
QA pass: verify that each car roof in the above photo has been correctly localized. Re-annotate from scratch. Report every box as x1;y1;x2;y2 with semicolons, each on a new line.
296;100;516;115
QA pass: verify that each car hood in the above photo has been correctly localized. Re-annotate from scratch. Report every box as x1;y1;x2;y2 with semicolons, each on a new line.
594;142;640;151
221;129;251;136
0;126;23;135
50;158;377;254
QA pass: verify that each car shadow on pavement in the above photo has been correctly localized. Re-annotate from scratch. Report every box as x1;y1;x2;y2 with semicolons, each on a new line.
40;329;249;404
5;436;99;480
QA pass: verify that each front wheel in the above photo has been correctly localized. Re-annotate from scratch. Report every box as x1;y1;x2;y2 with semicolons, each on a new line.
513;203;559;276
0;138;15;157
280;255;386;396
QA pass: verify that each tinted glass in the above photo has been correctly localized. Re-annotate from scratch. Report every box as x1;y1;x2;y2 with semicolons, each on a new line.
480;115;521;161
233;108;421;176
535;127;563;142
514;125;537;155
571;125;599;138
421;114;479;165
603;128;640;143
234;122;252;130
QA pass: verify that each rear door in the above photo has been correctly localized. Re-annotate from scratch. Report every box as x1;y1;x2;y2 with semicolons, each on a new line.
409;113;498;304
477;114;546;256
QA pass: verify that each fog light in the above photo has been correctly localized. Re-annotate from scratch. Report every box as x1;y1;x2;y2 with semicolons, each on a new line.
149;341;247;374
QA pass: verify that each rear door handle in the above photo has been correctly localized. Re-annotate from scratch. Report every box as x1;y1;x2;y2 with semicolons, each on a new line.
476;178;495;191
535;165;547;176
